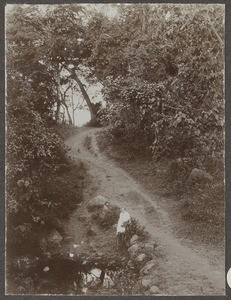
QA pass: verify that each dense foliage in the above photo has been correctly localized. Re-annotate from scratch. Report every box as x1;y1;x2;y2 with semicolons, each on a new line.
6;5;86;258
89;4;224;172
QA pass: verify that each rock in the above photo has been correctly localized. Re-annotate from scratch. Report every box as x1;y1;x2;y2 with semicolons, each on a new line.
47;230;63;244
43;266;50;272
82;287;88;294
87;195;108;210
127;260;133;267
188;168;213;184
136;253;147;262
144;243;154;252
130;234;138;245
149;285;160;294
128;244;139;256
141;276;153;289
140;259;157;275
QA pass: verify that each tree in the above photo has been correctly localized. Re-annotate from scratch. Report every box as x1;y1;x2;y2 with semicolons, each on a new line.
70;84;83;126
6;4;97;123
87;4;224;169
5;4;88;259
64;65;97;121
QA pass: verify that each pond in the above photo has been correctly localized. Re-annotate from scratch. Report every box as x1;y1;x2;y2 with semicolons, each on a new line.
8;253;118;295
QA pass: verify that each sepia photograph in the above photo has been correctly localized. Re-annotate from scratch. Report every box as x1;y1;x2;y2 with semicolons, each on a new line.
5;3;225;296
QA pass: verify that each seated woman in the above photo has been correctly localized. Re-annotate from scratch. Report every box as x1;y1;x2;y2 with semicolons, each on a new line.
116;208;131;251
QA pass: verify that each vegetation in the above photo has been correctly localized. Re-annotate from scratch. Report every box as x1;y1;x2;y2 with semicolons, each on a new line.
92;4;224;172
97;206;120;229
5;4;88;288
123;219;149;247
92;4;224;240
6;3;225;295
7;3;224;168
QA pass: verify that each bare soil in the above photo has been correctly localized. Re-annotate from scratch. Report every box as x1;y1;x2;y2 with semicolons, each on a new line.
65;127;225;296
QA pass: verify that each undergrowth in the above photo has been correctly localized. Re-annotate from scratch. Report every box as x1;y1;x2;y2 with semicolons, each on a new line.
84;136;92;151
6;125;88;294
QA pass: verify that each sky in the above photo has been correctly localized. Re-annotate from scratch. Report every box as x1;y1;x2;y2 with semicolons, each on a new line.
61;82;105;126
5;3;119;19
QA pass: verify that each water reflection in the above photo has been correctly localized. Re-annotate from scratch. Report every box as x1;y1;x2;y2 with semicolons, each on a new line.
84;268;114;288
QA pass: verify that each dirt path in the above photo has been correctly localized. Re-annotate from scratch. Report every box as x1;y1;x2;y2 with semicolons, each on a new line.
66;127;225;296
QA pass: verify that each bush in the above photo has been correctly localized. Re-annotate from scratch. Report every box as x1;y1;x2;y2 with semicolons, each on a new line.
85;117;102;128
98;206;120;229
122;218;149;249
84;136;92;150
90;205;120;229
6;78;86;266
97;5;224;170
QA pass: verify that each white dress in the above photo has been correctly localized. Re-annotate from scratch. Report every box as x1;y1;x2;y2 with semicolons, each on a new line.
116;211;131;234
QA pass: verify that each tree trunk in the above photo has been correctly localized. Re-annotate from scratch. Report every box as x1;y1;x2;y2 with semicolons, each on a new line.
55;67;61;122
55;85;61;122
99;270;105;286
63;102;73;125
70;71;96;121
71;86;75;126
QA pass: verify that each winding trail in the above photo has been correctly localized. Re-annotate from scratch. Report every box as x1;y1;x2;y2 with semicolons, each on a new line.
66;127;225;296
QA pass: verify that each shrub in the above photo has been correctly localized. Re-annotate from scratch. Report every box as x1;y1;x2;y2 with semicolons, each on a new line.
96;5;224;170
98;206;120;229
122;218;149;249
84;136;92;150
